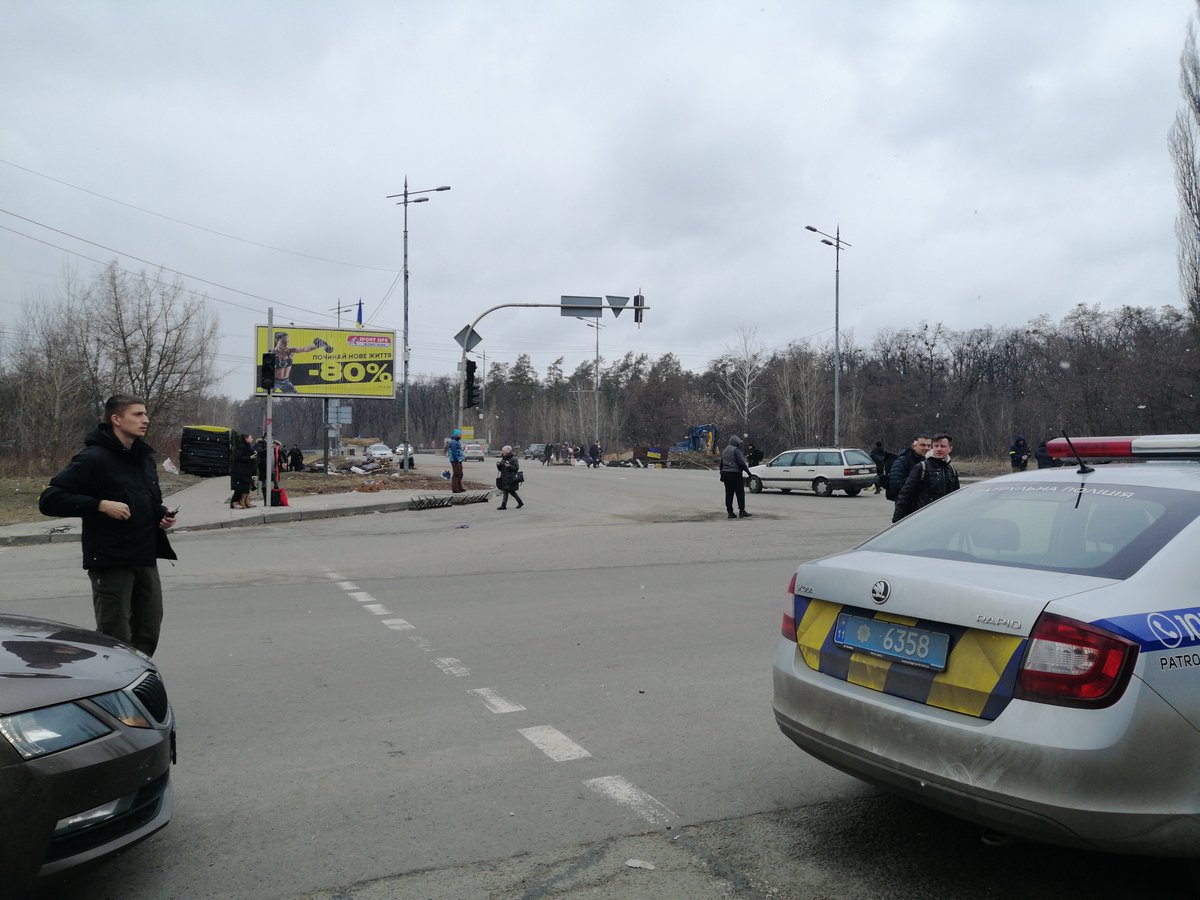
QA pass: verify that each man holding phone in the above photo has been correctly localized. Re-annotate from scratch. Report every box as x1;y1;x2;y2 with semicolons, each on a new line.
39;394;178;656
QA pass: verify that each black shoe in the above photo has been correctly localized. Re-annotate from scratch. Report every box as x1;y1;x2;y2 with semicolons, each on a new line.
727;512;737;519
516;501;524;508
739;511;752;518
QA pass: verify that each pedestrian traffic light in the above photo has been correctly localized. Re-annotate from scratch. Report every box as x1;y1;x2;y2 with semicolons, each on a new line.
259;353;275;392
464;359;480;408
633;293;645;325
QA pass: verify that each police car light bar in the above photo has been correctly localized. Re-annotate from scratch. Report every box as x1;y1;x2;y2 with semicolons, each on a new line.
1046;435;1200;460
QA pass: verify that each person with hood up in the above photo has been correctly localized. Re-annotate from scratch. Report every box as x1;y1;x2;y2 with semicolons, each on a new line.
1009;435;1031;471
495;445;524;509
38;394;178;656
448;427;465;493
719;435;753;519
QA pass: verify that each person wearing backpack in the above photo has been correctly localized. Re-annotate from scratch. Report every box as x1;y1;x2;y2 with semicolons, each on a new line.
892;433;959;522
886;433;932;502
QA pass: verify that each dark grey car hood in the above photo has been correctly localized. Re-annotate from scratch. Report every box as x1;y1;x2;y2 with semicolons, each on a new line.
0;614;152;713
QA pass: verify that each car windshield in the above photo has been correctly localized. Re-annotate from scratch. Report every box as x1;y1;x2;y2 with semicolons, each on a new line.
861;481;1200;580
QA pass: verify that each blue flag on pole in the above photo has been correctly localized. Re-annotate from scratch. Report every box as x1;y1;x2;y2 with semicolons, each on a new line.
355;298;363;327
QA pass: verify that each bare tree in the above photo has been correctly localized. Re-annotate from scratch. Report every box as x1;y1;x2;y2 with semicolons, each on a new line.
713;325;766;433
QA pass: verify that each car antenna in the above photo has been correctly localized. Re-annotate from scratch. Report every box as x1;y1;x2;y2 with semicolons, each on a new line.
1060;431;1094;475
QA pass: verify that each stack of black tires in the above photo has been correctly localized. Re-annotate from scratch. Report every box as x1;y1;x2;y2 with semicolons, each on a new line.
179;426;233;477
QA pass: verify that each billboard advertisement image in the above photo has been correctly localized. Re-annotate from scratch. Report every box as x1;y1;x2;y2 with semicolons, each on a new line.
255;326;397;399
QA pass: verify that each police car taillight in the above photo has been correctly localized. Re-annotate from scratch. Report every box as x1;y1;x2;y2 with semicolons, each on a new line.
1015;613;1138;709
781;572;797;640
1046;435;1200;460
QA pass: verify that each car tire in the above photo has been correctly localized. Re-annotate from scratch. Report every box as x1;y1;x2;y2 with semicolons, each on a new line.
844;487;862;497
748;475;763;494
812;478;832;497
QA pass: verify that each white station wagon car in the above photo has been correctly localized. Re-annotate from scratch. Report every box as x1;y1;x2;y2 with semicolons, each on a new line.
773;434;1200;857
748;447;876;497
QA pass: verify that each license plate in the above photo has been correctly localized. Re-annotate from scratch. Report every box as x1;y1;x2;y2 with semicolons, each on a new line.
834;613;950;671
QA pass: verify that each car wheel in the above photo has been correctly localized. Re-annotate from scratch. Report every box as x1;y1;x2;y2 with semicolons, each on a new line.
812;479;832;497
844;487;862;497
748;475;763;493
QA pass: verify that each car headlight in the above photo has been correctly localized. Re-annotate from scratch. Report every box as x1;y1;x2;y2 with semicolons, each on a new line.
91;689;153;728
0;703;112;759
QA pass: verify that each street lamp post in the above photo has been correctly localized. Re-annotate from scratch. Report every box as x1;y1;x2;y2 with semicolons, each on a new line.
386;178;451;470
805;224;851;447
575;317;604;445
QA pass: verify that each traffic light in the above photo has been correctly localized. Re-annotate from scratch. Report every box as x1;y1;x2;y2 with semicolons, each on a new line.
464;359;480;408
633;293;645;325
259;353;275;392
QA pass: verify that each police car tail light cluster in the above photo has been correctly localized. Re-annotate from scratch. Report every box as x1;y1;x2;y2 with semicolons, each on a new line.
1046;434;1200;461
1016;613;1138;709
781;572;798;639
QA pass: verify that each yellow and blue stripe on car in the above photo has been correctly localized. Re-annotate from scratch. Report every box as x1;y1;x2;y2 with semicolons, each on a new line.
793;596;1026;720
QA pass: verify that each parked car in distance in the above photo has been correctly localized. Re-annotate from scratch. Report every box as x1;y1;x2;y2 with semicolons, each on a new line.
773;434;1200;857
364;443;395;465
748;447;876;497
524;443;547;460
392;442;415;467
0;614;175;892
463;442;486;461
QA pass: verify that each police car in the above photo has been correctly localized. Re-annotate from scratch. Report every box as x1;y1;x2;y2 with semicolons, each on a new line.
773;435;1200;856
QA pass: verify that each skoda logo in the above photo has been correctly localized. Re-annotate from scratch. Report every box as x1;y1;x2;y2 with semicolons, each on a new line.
870;580;890;605
1148;612;1184;649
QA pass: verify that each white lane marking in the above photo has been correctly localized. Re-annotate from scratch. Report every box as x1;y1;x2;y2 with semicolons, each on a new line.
381;618;414;631
349;591;375;603
584;776;677;826
324;572;345;580
468;688;526;714
363;603;392;616
338;581;360;591
435;657;471;676
519;726;592;762
409;636;435;651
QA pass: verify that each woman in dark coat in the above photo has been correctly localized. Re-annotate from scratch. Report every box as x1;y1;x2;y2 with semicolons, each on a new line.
495;445;524;510
230;434;257;509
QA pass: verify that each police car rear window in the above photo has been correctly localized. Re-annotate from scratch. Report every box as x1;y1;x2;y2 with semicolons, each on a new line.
863;483;1200;579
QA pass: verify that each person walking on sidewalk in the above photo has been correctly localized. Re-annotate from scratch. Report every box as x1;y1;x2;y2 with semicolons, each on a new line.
448;428;465;493
496;445;524;509
38;394;178;656
719;435;752;520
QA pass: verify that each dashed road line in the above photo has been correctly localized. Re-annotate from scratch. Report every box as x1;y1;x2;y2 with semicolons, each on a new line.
584;775;677;826
337;581;359;591
381;618;414;631
349;591;375;602
468;688;526;713
435;657;471;676
519;726;592;761
324;571;345;580
363;603;392;616
409;635;435;651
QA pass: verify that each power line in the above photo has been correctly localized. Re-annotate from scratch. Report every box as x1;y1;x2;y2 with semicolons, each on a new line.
0;157;398;272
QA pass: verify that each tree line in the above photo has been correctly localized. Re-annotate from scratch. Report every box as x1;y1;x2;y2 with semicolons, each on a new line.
1;262;1194;472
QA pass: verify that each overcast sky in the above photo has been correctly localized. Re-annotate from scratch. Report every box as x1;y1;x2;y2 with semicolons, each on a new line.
1;0;1194;397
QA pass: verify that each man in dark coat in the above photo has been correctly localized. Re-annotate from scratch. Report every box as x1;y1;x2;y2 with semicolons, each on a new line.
893;432;960;522
39;395;178;656
886;433;932;502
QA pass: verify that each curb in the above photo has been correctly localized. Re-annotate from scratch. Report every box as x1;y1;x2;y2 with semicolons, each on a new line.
0;490;497;547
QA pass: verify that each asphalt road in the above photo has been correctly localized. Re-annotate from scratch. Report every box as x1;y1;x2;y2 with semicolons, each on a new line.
3;465;1192;898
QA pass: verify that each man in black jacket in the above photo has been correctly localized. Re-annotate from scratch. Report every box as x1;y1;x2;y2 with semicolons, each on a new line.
39;395;177;655
892;432;960;522
886;433;932;502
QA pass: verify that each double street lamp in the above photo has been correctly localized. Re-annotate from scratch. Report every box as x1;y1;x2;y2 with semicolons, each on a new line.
387;178;451;470
806;224;850;447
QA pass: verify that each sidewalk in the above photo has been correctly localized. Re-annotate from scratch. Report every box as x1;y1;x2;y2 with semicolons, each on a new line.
0;477;494;548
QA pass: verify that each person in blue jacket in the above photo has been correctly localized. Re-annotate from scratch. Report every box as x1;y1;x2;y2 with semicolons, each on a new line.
448;427;465;493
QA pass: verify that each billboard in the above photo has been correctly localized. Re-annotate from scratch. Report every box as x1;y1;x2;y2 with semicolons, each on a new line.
254;326;397;399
